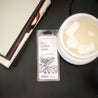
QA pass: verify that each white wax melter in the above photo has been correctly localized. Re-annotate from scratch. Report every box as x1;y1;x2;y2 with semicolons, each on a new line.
63;19;98;56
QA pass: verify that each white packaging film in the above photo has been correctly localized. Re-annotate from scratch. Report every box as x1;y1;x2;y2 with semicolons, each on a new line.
37;30;60;81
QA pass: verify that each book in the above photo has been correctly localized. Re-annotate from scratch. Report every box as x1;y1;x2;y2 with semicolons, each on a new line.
0;0;51;68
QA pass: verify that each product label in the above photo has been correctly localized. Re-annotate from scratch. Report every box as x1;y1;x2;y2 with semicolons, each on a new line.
37;30;60;81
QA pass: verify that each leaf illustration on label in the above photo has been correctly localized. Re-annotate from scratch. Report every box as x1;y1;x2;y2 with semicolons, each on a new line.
40;57;54;65
39;57;57;74
45;57;54;65
47;65;57;74
40;57;46;64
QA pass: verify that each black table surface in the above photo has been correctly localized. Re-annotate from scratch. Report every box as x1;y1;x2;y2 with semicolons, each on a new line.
0;0;98;98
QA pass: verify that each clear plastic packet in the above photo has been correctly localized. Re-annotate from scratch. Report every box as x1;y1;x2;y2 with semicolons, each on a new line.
37;30;60;81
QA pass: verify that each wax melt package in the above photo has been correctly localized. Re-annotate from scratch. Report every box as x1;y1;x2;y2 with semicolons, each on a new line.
37;30;60;81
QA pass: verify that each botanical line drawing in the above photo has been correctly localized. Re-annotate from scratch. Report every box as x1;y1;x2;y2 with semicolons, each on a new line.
39;57;57;74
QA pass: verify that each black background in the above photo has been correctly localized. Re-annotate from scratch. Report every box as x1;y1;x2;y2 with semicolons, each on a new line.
0;0;98;98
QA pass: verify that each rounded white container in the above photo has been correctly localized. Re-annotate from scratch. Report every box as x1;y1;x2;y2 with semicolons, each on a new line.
58;13;98;65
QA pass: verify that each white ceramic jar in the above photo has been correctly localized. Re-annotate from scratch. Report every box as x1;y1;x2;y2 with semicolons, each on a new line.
58;13;98;65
